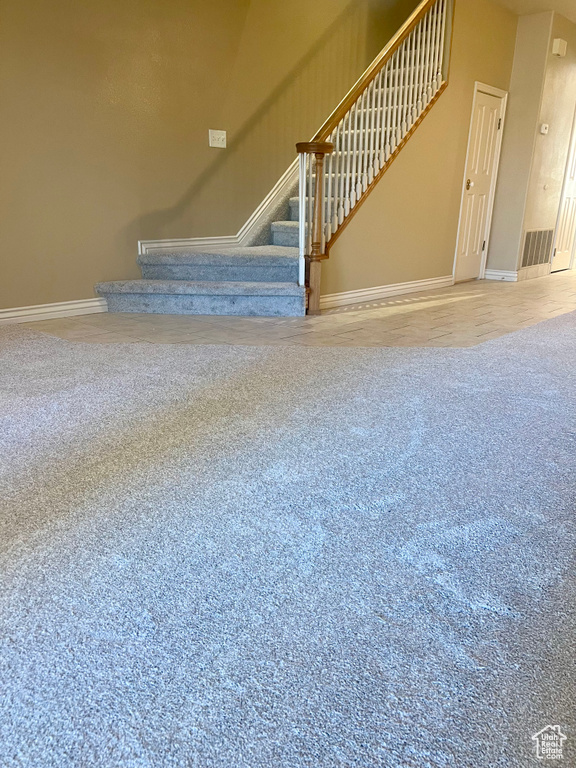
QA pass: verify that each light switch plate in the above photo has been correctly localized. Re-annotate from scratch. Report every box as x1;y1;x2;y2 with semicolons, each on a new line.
209;129;227;148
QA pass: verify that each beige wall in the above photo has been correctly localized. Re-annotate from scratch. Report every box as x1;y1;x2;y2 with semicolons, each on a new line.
487;13;552;272
488;12;576;272
488;12;576;271
1;0;408;309
1;0;245;308
524;14;576;233
323;0;518;295
189;0;418;244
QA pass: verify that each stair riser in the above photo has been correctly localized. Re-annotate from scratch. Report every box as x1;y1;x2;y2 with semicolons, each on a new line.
141;264;298;282
272;229;300;248
104;293;305;317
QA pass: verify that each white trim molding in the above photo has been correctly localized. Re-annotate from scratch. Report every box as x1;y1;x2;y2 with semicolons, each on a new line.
320;275;454;310
139;235;238;253
484;269;518;282
0;298;107;325
138;160;299;256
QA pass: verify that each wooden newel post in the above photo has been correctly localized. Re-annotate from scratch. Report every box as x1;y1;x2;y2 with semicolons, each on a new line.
296;141;334;315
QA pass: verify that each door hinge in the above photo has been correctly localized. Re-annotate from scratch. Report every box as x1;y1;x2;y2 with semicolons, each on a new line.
498;118;502;130
482;240;486;251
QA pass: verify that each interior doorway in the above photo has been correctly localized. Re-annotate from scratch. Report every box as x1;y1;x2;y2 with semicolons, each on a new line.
552;104;576;273
453;83;508;282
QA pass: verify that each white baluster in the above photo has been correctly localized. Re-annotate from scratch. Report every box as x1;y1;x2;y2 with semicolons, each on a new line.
420;16;426;106
395;49;402;148
398;40;404;139
362;85;368;187
351;100;359;207
397;43;404;140
433;3;441;92
342;111;350;219
384;60;392;161
437;0;448;85
401;40;408;138
332;124;339;234
357;90;366;196
334;123;341;230
423;11;433;104
364;85;369;188
365;85;371;189
428;4;438;100
374;68;384;173
332;123;341;233
416;19;424;115
320;163;327;255
406;35;413;124
307;155;314;256
325;138;334;242
368;82;374;182
380;67;386;163
391;50;399;152
431;1;441;93
365;80;376;188
298;152;307;286
408;28;417;127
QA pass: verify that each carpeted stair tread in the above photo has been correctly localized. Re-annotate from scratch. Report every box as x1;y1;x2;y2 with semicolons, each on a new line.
137;245;299;267
95;279;304;296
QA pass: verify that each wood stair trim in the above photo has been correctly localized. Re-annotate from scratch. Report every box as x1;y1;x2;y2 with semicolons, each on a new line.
312;0;442;143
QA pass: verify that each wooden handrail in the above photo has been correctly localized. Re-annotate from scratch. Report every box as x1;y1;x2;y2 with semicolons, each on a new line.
296;141;334;155
296;0;452;313
313;0;438;142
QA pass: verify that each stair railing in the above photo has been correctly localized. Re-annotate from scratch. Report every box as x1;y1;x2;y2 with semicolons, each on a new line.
297;0;454;313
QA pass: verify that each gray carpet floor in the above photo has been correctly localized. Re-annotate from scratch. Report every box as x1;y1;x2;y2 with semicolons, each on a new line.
0;315;575;768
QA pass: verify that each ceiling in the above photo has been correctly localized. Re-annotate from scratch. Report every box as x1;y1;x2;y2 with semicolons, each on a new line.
494;0;576;24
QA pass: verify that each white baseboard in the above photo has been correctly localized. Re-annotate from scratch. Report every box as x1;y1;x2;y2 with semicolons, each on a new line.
319;275;454;310
484;269;518;282
0;298;108;325
138;160;299;256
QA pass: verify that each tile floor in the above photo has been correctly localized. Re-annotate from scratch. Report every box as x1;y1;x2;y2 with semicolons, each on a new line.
20;271;576;348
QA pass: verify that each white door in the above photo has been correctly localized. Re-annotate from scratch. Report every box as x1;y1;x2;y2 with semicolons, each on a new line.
454;88;506;282
552;106;576;273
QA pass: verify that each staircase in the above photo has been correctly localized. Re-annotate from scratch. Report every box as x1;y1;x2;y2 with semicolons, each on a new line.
96;0;453;317
97;231;305;318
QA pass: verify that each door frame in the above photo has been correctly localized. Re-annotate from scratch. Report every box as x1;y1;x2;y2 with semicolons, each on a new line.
452;82;508;281
552;102;576;272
